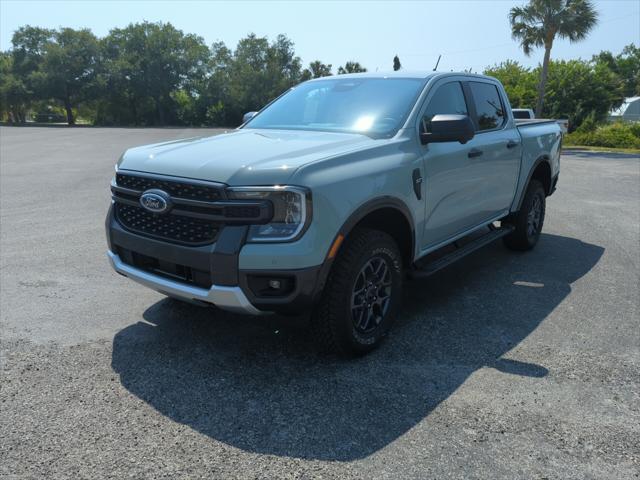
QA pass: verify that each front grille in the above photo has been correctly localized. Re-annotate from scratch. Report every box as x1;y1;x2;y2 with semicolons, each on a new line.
115;203;219;245
113;172;226;245
116;173;222;202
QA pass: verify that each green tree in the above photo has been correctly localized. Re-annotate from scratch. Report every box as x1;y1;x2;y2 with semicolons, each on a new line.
8;26;55;122
0;51;29;123
10;26;53;79
487;57;623;130
200;41;233;125
510;0;598;117
484;60;537;109
98;22;209;126
301;60;332;81
31;28;100;124
209;33;304;126
593;44;640;97
538;58;622;128
337;61;367;74
393;55;401;71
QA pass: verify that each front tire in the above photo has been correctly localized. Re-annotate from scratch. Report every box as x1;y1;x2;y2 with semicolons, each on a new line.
311;228;403;355
502;179;546;251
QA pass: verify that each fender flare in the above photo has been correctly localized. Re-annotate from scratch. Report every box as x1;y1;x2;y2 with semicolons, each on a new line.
338;196;416;245
515;156;551;211
311;196;416;303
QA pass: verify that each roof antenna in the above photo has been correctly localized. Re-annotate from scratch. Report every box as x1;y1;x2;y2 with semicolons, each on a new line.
433;54;441;71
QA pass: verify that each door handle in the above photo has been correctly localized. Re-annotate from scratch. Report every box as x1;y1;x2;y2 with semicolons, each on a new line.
506;140;520;149
468;149;483;158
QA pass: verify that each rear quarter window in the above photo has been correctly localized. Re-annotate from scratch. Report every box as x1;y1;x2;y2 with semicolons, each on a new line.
469;82;506;131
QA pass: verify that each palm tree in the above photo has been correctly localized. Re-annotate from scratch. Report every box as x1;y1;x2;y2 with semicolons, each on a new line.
510;0;598;117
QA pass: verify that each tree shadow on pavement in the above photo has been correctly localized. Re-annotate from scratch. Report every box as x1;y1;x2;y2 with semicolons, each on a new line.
111;233;603;461
563;150;639;160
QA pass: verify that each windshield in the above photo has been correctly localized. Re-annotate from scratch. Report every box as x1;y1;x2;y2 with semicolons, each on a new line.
244;77;425;138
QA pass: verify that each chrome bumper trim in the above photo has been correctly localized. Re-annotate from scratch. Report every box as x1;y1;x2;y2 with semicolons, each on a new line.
107;251;264;315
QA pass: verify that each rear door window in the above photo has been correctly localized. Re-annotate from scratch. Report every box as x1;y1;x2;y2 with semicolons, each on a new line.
469;82;506;131
421;82;469;133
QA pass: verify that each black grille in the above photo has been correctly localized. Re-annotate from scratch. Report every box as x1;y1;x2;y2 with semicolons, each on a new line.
115;203;220;245
116;173;223;201
224;205;261;218
117;246;212;289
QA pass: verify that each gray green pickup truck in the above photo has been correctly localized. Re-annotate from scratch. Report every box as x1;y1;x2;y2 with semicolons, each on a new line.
106;72;561;355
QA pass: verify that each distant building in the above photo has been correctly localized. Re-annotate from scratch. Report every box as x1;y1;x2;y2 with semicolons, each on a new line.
609;96;640;122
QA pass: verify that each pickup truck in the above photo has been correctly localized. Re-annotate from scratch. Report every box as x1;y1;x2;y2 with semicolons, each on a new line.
106;72;561;355
513;108;569;134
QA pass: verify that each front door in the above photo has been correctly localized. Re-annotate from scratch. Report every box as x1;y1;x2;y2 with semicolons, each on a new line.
418;79;520;250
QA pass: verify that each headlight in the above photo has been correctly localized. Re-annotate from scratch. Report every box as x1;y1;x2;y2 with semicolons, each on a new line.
226;186;311;242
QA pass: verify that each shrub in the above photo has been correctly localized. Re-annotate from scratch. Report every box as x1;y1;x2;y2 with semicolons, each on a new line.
575;111;599;133
565;121;640;149
628;122;640;137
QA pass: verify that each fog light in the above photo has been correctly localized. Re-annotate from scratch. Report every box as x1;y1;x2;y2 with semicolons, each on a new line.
247;275;295;298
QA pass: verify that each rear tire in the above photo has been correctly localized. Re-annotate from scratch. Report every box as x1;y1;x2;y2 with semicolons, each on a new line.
502;179;546;251
311;227;403;356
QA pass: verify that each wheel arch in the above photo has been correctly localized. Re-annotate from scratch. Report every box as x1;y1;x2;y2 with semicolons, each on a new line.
311;197;415;306
515;156;552;211
337;197;416;267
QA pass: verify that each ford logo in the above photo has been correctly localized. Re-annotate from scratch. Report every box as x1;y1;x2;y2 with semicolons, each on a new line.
139;189;172;214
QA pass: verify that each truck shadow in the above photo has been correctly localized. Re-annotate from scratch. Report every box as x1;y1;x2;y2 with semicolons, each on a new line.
111;233;603;461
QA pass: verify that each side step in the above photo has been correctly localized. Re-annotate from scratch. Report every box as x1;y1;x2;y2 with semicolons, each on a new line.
409;225;514;279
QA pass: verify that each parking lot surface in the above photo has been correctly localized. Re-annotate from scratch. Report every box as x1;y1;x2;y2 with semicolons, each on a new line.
1;127;639;479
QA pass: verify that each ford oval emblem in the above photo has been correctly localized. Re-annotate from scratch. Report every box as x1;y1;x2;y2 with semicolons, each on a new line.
139;189;172;214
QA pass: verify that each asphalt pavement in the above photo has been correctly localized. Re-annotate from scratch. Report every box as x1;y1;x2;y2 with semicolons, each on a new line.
1;127;638;479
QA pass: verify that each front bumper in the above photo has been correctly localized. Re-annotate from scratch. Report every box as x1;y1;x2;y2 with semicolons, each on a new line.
108;250;262;314
106;205;324;315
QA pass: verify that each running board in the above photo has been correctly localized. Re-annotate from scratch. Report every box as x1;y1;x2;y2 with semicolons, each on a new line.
409;225;514;279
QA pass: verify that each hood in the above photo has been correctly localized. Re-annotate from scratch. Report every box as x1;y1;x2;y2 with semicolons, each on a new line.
118;129;377;185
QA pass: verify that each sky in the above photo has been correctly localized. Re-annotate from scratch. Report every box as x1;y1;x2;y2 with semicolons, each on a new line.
1;0;638;73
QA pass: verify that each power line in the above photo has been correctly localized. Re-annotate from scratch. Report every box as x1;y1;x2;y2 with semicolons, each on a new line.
401;11;638;59
402;42;515;58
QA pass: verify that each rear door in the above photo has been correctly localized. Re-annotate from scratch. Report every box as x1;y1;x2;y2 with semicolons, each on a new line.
464;80;521;219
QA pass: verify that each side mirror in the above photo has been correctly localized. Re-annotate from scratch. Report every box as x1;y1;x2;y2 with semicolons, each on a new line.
420;114;475;145
242;111;258;124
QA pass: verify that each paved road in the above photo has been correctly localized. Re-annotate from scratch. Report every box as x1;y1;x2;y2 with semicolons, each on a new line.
1;127;639;479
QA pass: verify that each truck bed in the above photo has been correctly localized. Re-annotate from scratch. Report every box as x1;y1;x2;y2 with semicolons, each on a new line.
510;119;562;212
514;119;557;127
515;118;568;134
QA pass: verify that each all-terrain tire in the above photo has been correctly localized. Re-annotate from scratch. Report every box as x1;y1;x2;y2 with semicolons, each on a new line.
502;179;546;251
311;227;403;356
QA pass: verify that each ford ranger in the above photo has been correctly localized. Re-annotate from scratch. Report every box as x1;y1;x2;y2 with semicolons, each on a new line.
106;72;561;355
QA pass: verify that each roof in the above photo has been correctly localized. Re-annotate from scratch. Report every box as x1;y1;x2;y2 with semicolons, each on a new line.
610;96;640;116
305;71;438;81
305;71;493;82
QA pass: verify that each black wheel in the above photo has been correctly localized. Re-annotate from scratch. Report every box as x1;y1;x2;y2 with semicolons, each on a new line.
502;179;546;251
311;227;403;355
